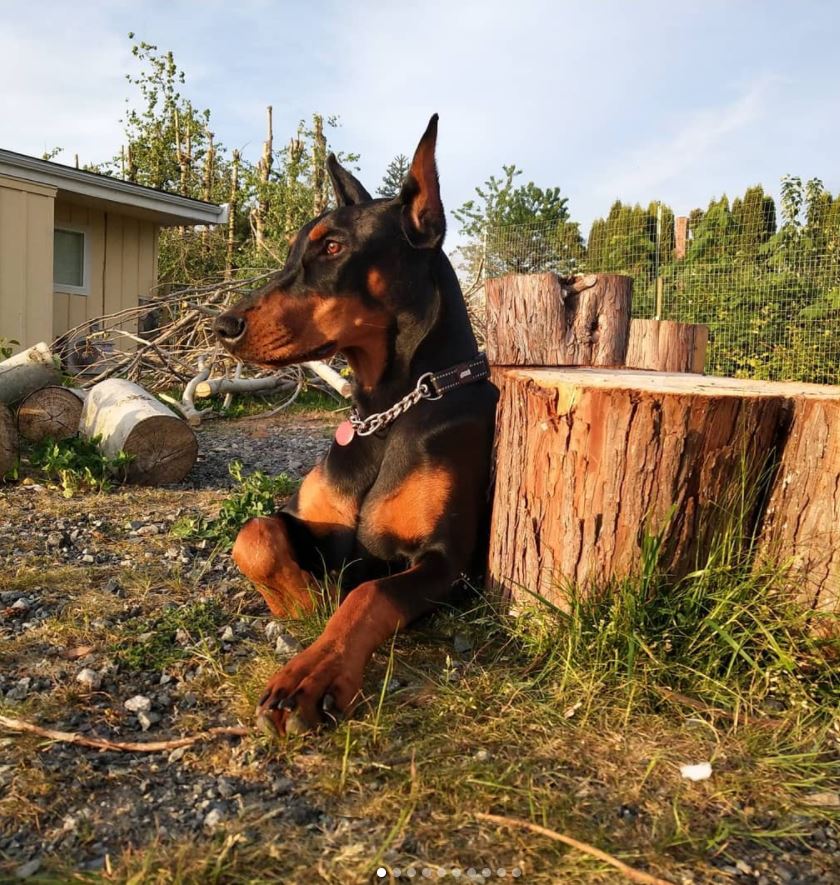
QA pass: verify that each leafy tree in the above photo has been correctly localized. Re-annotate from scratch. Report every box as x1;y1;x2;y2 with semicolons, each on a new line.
454;165;580;277
377;154;410;198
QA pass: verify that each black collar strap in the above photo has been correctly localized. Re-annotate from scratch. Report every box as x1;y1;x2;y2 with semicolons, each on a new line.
425;352;491;397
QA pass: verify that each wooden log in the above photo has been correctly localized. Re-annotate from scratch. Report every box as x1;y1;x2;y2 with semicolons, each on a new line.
0;342;61;404
759;397;840;624
0;403;17;477
17;387;86;442
485;273;632;367
81;379;198;485
625;319;708;373
488;368;793;607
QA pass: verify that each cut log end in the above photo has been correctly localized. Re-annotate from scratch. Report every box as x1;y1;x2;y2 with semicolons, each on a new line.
626;319;709;373
123;415;199;485
17;387;85;442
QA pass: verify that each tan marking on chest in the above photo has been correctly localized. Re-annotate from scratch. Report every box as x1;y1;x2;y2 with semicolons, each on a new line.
296;464;358;536
366;465;454;544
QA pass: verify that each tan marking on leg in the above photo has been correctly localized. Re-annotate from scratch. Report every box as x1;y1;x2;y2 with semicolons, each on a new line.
296;464;358;537
366;465;454;544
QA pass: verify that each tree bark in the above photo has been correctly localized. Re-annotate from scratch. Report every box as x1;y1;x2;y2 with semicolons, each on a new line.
759;397;840;624
488;368;789;607
0;342;61;405
486;273;632;367
81;379;197;485
225;150;240;281
17;386;86;442
0;403;17;477
625;319;708;373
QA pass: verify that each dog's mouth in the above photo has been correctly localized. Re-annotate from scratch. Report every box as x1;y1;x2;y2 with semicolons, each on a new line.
259;340;338;368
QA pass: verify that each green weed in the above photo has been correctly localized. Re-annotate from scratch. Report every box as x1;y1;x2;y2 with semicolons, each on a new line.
28;435;132;497
171;460;299;549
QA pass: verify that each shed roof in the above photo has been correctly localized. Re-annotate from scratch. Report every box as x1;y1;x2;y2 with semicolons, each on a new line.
0;148;228;227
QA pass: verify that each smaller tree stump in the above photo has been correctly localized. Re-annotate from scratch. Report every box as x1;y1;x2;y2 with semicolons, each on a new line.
0;403;17;477
17;387;86;442
0;342;61;405
486;273;632;367
625;319;708;373
81;379;198;485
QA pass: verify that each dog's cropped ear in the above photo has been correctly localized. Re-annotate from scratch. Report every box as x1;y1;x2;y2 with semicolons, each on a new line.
327;154;372;206
399;114;445;249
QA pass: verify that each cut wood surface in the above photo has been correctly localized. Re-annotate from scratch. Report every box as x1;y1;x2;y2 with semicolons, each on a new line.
0;341;61;404
486;273;632;367
0;403;17;476
625;319;708;373
489;367;840;613
16;386;86;442
759;398;840;622
81;379;198;485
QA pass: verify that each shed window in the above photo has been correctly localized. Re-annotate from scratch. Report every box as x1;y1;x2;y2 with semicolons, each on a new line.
54;228;87;293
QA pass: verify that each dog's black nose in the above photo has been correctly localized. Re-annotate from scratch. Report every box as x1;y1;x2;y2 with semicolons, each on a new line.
214;313;246;342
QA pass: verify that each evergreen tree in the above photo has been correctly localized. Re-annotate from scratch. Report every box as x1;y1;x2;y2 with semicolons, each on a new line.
376;154;410;197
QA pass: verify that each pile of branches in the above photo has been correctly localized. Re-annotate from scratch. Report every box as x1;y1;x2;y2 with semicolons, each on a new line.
56;273;350;425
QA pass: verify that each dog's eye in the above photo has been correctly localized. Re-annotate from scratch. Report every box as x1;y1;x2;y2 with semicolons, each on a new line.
325;240;343;256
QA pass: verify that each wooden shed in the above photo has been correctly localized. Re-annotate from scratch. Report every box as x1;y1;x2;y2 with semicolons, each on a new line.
0;149;227;354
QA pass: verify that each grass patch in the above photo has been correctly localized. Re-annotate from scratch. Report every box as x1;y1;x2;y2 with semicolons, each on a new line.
115;599;226;672
171;460;299;550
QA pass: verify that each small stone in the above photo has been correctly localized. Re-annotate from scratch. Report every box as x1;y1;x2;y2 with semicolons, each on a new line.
275;633;302;658
453;634;473;653
473;748;490;762
220;626;235;642
124;694;152;714
136;524;161;536
46;532;65;548
14;858;42;879
801;790;840;807
81;554;95;564
75;668;101;690
160;672;172;685
680;761;712;781
386;677;401;693
204;807;224;829
168;746;188;763
11;598;31;612
137;710;160;731
264;621;283;642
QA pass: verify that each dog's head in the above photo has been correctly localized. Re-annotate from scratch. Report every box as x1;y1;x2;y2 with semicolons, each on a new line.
213;115;446;385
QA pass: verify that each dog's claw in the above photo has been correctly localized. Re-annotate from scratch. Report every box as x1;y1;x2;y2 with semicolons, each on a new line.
255;710;281;740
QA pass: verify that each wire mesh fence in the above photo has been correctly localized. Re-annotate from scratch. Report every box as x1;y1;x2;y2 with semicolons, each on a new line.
480;199;840;384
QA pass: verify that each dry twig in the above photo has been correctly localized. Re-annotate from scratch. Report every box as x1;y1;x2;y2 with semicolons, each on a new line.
475;812;674;885
0;714;248;754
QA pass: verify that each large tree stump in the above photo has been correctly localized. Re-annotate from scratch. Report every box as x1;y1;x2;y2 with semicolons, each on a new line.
760;397;840;623
81;379;198;485
486;273;632;367
0;403;17;477
17;387;86;442
625;319;708;373
489;368;791;606
0;342;61;405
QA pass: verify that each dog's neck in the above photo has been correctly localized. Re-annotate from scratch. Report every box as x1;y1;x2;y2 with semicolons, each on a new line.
349;251;478;416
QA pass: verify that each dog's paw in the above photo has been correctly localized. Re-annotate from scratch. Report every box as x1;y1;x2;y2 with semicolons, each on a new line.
255;641;362;737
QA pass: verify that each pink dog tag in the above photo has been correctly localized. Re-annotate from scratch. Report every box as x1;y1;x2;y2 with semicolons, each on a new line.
335;420;355;446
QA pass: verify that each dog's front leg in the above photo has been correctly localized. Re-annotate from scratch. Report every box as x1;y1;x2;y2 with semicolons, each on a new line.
256;551;455;735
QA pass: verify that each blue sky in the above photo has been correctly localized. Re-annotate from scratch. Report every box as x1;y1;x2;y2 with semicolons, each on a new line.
2;0;838;242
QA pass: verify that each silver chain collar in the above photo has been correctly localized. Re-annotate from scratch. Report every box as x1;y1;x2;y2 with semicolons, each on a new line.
348;372;443;437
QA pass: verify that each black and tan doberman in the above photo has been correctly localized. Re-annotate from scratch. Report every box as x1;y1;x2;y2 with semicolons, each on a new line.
213;115;497;735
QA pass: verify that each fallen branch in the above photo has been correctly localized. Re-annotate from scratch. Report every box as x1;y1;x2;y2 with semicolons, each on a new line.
0;714;248;754
475;813;673;885
302;360;352;398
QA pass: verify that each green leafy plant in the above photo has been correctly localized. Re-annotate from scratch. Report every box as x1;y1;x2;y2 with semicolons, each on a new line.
116;600;225;671
171;460;298;549
29;435;132;497
0;337;19;360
